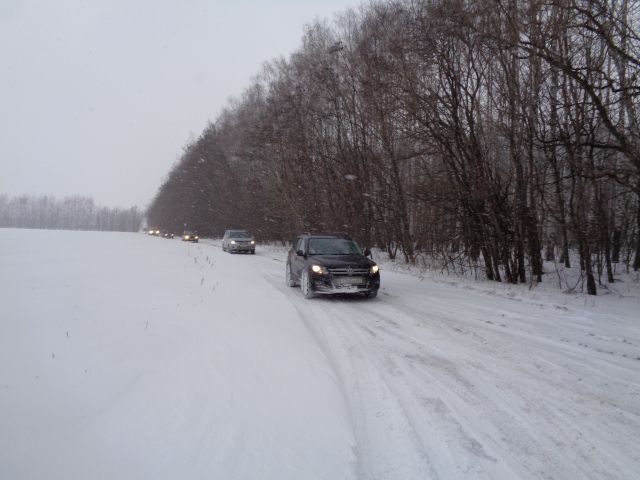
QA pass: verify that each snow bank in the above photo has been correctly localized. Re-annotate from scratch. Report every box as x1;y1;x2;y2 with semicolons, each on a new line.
0;229;355;480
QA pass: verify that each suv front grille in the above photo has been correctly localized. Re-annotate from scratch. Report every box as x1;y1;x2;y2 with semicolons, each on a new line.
328;267;369;276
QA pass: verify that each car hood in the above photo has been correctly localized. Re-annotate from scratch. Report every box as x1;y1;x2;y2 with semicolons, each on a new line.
309;254;374;269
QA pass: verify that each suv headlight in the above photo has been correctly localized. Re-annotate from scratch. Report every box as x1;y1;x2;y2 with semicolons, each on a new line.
370;265;379;274
230;240;236;244
311;265;328;274
250;240;255;245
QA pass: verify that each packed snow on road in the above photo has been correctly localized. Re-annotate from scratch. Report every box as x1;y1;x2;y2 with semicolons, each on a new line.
1;228;639;480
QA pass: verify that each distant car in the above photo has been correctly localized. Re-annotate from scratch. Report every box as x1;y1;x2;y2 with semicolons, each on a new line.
286;233;380;299
162;231;174;239
222;229;255;254
182;231;199;242
148;228;161;236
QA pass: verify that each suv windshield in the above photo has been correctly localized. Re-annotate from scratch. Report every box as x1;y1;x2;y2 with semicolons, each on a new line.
230;231;250;238
308;238;362;255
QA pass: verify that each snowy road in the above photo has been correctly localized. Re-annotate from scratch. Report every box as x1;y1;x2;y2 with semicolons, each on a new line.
1;229;639;480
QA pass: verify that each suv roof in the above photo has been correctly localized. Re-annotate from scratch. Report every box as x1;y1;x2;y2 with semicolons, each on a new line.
299;233;352;240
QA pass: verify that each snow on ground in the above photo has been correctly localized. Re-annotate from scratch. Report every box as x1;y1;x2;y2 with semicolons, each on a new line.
0;229;354;480
1;228;639;480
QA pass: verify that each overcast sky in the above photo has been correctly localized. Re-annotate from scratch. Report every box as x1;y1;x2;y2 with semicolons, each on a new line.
0;0;361;209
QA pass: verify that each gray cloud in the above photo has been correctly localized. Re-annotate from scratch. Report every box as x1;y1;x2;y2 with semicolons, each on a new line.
0;0;359;208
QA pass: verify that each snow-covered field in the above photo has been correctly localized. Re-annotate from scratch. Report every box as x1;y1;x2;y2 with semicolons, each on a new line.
1;228;639;480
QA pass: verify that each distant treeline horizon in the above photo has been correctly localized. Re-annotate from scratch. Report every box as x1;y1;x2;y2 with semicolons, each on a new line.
0;194;143;232
147;0;640;295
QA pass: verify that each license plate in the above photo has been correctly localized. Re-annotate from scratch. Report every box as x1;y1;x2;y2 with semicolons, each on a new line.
335;276;366;286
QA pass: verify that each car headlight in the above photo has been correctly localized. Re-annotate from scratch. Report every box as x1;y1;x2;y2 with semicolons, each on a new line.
230;240;236;244
185;235;190;239
250;240;255;245
195;236;199;239
370;265;379;274
311;264;327;274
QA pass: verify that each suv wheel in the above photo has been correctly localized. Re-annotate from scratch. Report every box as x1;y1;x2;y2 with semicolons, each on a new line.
300;270;315;299
364;290;378;299
285;263;297;287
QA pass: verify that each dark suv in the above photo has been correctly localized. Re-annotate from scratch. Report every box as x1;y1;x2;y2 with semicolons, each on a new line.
286;234;380;299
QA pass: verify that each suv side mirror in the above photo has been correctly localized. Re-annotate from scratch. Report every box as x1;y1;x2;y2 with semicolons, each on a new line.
364;248;371;257
296;249;305;257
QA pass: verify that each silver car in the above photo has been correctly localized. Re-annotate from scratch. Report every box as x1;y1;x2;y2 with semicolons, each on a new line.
222;229;255;254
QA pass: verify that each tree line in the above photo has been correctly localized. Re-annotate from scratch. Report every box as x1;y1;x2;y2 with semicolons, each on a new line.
148;0;640;294
0;194;143;232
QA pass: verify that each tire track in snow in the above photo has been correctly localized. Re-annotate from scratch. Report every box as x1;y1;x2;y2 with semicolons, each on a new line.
309;301;521;480
352;298;640;480
295;299;438;479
